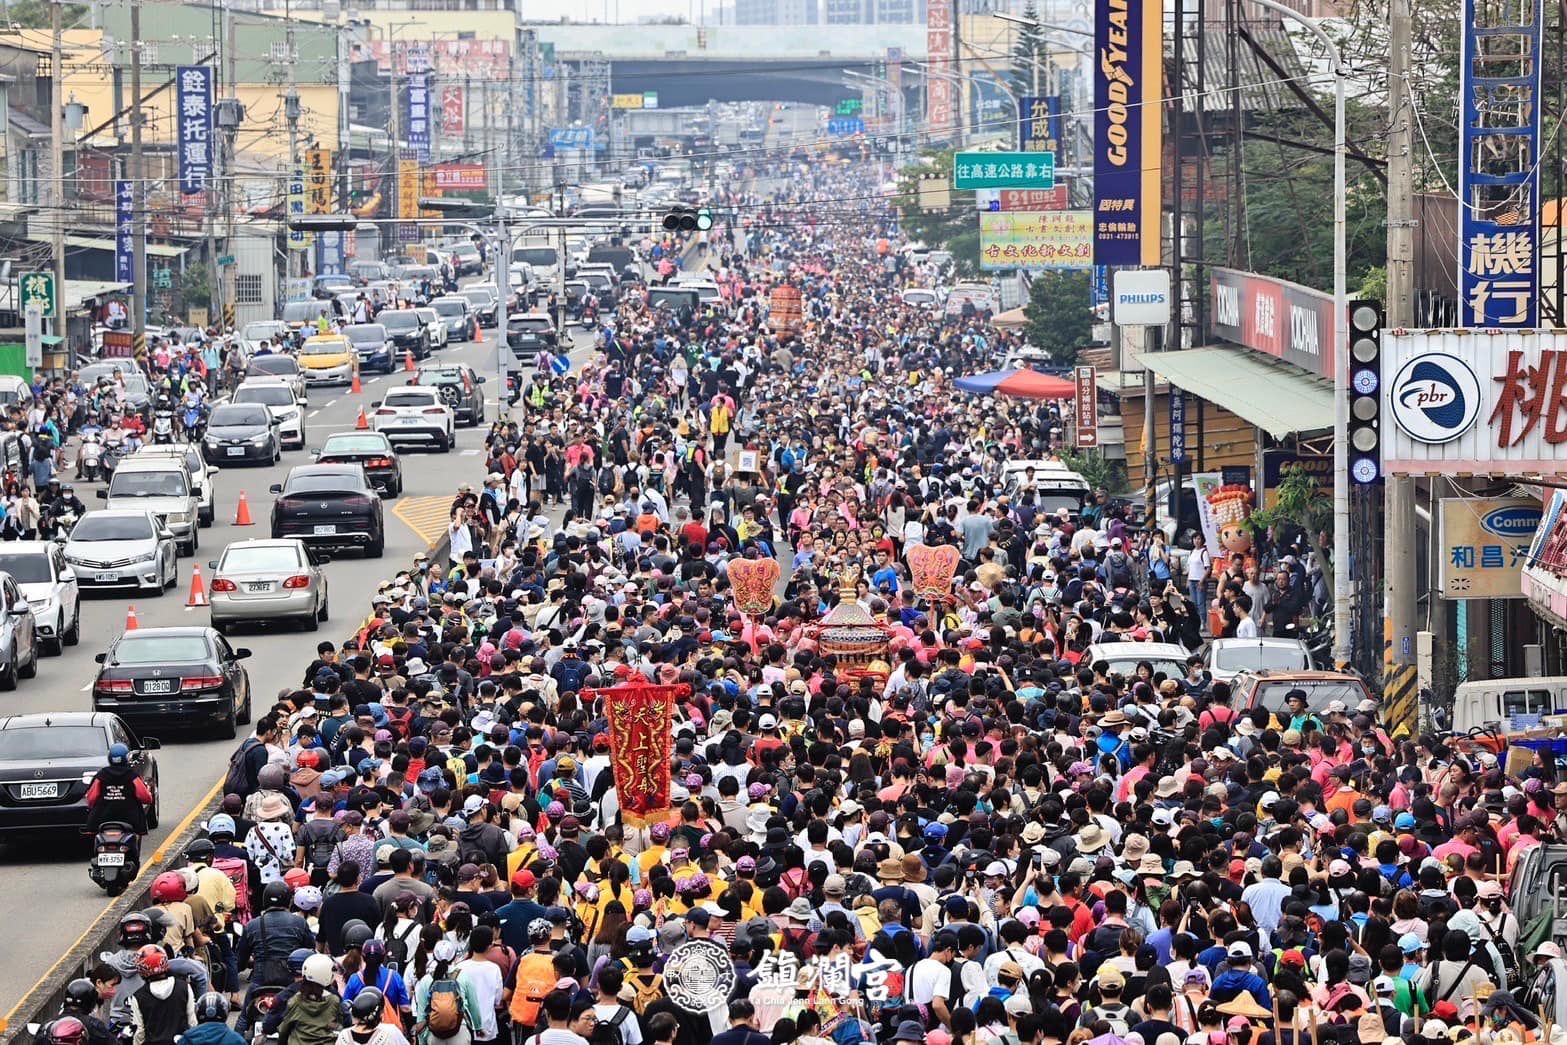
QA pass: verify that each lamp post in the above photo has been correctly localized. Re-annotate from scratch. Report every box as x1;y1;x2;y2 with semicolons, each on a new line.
909;60;1020;144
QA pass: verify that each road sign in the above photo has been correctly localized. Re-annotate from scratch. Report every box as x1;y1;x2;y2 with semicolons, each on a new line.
643;91;658;109
19;271;55;319
953;151;1056;190
835;98;863;116
827;117;864;137
217;254;236;267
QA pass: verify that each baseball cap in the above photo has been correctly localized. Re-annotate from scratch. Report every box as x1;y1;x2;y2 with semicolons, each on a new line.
511;869;537;890
462;794;488;817
1227;941;1253;960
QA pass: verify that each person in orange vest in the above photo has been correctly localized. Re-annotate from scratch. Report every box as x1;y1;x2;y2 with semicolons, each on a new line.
709;398;733;456
505;919;558;1035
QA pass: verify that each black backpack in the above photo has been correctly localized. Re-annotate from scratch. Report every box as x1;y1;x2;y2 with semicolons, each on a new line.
590;1006;633;1045
222;737;262;796
300;818;343;870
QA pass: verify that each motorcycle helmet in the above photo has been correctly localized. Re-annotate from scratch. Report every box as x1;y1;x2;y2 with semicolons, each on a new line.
262;880;291;909
526;918;552;943
42;1018;87;1045
351;987;386;1027
118;913;153;946
195;992;230;1023
256;764;286;791
282;867;310;890
184;838;215;864
300;953;336;988
288;948;314;976
107;744;130;766
134;944;169;979
61;979;98;1013
342;920;374;952
150;872;187;904
204;813;236;840
141;908;172;938
361;939;387;964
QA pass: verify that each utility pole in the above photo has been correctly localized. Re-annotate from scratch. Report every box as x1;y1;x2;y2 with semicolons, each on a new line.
130;0;146;354
285;0;300;280
1384;0;1418;693
50;0;66;365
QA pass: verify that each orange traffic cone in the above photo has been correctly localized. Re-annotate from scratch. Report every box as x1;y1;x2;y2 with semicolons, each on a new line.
355;406;369;430
351;370;362;395
404;349;416;372
186;564;209;608
125;605;138;631
234;491;254;526
471;317;480;341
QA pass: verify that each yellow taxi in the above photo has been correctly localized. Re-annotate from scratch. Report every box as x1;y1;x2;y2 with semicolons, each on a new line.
298;334;356;387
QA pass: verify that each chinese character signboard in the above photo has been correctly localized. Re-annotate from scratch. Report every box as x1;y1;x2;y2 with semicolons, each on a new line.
1075;365;1098;447
287;164;308;252
1438;496;1539;599
405;74;432;163
176;65;213;195
1459;0;1543;327
432;164;486;191
1170;387;1187;464
584;680;685;826
1020;94;1061;155
397;159;420;243
304;148;332;215
926;0;956;141
19;271;55;319
1093;0;1162;265
611;93;645;109
826;117;864;136
115;179;134;283
1209;267;1337;380
955;151;1056;190
977;187;1070;211
440;85;465;136
979;210;1092;270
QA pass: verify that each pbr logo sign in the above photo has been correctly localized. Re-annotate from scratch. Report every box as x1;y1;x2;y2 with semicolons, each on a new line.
1389;353;1481;444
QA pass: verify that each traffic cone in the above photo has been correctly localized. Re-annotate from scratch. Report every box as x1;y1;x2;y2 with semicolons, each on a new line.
186;564;209;608
471;317;480;341
355;406;369;430
125;605;138;631
404;349;416;372
234;491;254;526
351;370;362;395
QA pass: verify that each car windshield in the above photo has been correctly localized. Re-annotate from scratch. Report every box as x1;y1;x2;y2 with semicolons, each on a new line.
647;289;695;308
210;405;269;427
343;326;386;345
248;357;298;375
0;553;51;584
301;340;351;356
380;312;419;331
282;302;327;323
416;371;462;387
122;374;149;396
286;473;364;495
432;300;465;317
1212;644;1311;673
322;435;390;454
242;322;284;341
110;471;188;498
235;386;295;407
1099;656;1188;681
222;545;302;571
513;248;557;267
0;384;27;405
462;289;494;304
111;635;211;664
1251;680;1366;713
0;726;106;761
71;515;154;541
80;364;130;385
510;316;550;329
386;391;436;407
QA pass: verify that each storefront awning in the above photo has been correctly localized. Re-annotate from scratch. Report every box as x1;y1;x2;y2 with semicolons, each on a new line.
1136;346;1335;439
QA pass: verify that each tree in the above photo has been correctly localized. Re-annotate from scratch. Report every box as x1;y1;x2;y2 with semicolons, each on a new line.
5;0;87;27
893;148;981;275
1022;269;1093;364
1008;0;1048;99
1248;463;1334;597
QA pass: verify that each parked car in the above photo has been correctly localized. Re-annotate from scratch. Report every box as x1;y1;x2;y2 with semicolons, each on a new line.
0;541;79;654
377;309;430;362
130;444;216;527
1203;637;1313;683
371;386;455;452
201;402;282;466
208;538;329;634
99;457;200;555
64;510;179;594
0;713;159;834
244;353;308;403
429;296;473;342
313;430;403;497
415;364;486;426
91;627;252;739
461;285;501;328
231;378;305;449
298;334;356;387
269;464;385;557
0;376;35;413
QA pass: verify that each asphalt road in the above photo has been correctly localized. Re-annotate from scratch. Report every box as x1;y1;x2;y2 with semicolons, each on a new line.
0;313;594;1015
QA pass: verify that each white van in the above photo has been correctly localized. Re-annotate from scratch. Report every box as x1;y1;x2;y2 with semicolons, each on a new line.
1450;677;1567;734
100;457;200;556
1002;460;1092;519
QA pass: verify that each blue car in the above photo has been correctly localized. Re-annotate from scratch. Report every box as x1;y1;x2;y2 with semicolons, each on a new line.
343;323;395;373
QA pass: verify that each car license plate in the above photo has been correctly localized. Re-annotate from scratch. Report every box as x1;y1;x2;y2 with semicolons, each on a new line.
96;852;126;866
398;417;419;425
18;782;58;799
141;678;174;694
226;446;245;457
95;572;116;583
246;581;272;592
313;524;336;535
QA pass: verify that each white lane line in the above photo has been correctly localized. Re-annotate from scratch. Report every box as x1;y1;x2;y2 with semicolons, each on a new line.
308;410;320;418
80;680;92;691
327;399;338;407
461;448;480;456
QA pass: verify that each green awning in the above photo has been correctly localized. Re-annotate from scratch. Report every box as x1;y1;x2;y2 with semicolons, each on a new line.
1135;346;1335;439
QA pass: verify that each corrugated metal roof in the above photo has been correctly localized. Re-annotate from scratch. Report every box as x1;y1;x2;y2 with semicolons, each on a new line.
1136;346;1334;438
1177;25;1307;114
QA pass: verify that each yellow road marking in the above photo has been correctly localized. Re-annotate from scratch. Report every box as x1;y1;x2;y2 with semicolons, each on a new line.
391;495;451;549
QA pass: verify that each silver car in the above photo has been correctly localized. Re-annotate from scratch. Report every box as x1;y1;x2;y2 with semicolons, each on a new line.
63;510;179;594
0;541;79;654
0;571;39;690
207;539;329;634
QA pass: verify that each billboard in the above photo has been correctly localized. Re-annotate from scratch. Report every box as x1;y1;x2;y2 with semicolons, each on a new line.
397;159;420;243
1458;0;1543;327
1020;95;1061;155
1438;496;1540;599
1093;0;1162;266
286;164;308;252
115;179;134;284
1209;267;1337;380
1074;366;1098;447
406;74;432;163
441;85;465;136
433;164;487;191
176;65;213;195
926;0;956;140
979;210;1092;270
977;187;1070;211
304;148;332;215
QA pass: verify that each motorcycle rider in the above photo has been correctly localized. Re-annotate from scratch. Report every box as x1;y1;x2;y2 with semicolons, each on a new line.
127;945;195;1045
84;744;152;864
276;954;343;1045
106;914;210;1025
260;949;321;1039
179;993;244;1045
236;881;316;1035
58;979;114;1045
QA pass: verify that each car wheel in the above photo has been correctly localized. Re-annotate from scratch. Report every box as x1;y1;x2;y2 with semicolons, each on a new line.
63;609;79;647
366;531;385;558
199;505;214;528
146;787;159;830
216;702;237;741
212;619;228;636
186;527;199;556
42;614;63;656
236;692;251;726
317;596;329;623
163;558;177;592
19;640;36;679
438;435;451;453
303;603;319;632
0;651;17;691
388;478;402;498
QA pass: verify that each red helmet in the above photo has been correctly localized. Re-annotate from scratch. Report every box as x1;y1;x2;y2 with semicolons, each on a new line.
296;749;322;770
150;872;187;904
134;944;169;979
283;866;311;889
44;1017;87;1045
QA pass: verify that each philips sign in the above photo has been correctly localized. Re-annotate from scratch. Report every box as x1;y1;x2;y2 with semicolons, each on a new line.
1112;269;1171;327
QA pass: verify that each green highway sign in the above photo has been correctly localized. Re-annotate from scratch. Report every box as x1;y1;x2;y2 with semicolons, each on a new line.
953;151;1056;190
835;98;863;116
217;254;236;267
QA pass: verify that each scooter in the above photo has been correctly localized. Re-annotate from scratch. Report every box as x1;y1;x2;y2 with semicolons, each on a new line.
151;407;175;445
88;820;140;895
76;430;105;482
181;402;208;441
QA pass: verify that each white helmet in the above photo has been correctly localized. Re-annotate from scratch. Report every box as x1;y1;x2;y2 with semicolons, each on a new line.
301;953;336;987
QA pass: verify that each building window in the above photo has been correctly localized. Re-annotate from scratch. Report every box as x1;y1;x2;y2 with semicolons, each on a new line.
235;273;264;305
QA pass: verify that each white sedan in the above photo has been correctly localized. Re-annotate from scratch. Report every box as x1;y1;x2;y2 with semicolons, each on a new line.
371;386;455;452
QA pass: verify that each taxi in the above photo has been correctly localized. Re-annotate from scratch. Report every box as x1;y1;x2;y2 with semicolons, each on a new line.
297;334;356;387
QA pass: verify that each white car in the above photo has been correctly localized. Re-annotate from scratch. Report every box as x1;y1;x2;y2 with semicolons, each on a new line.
371;386;454;452
1203;637;1312;682
130;443;217;527
63;509;179;594
415;307;449;350
1082;641;1193;683
240;320;287;356
231;378;306;450
0;540;79;654
900;288;943;312
244;353;308;404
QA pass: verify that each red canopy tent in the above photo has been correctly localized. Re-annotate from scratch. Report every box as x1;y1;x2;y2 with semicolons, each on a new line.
953;368;1077;400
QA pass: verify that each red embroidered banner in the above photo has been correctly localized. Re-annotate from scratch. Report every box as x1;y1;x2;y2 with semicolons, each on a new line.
585;681;688;827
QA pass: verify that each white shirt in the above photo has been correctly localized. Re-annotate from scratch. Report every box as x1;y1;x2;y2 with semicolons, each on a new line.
1187;546;1212;581
908;956;952;1005
455;958;505;1040
592;1003;643;1045
1236;615;1259;639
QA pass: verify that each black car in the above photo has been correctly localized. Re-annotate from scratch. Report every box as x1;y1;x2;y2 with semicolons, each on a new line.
202;403;281;465
269;464;385;557
377;309;430;361
313;431;403;497
415;365;486;426
0;712;160;834
507;313;558;349
430;297;473;342
92;628;252;740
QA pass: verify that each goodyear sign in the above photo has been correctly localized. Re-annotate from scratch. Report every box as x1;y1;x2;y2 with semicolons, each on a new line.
1438;496;1540;599
1093;0;1162;265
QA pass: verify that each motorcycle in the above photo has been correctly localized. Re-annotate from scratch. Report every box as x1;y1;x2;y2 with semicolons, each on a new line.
246;984;285;1045
76;429;105;482
180;402;208;441
88;820;140;896
151;407;175;445
579;301;599;328
102;432;125;478
45;508;78;541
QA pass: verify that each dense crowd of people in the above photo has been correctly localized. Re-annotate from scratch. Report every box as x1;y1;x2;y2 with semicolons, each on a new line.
37;154;1564;1045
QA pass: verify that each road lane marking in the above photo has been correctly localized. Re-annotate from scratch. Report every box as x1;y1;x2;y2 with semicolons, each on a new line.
390;495;452;549
326;399;338;407
308;410;320;418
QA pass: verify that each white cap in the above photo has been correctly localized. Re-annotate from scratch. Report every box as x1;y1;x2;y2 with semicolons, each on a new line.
758;713;778;730
1226;941;1253;960
984;860;1010;877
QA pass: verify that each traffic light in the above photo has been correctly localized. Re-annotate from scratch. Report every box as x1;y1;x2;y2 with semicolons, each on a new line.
1347;298;1383;485
662;207;714;232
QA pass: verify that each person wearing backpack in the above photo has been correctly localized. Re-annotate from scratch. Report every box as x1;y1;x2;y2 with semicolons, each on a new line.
224;716;281;798
589;967;641;1045
417;939;483;1045
297;800;344;888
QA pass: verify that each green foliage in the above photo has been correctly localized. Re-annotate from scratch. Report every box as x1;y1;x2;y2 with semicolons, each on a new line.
1008;0;1048;98
1022;269;1093;365
5;0;88;27
180;261;213;312
893;149;981;277
1058;448;1124;493
1357;265;1387;303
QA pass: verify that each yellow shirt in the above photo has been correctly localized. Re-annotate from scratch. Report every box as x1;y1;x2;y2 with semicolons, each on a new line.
637;845;667;877
506;843;540;881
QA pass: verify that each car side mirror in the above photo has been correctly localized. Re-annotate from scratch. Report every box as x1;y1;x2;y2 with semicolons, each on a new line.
310;449;320;458
476;376;487;384
234;647;252;660
268;483;283;494
140;738;161;751
314;551;333;565
94;652;107;663
96;489;108;500
271;417;282;426
60;568;74;582
207;560;219;570
372;401;382;409
158;529;175;541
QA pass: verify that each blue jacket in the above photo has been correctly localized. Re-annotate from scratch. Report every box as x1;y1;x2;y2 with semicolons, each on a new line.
178;1022;247;1045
